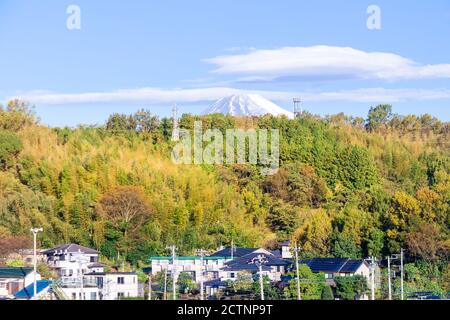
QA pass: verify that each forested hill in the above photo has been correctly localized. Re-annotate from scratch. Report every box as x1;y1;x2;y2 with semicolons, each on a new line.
1;101;449;287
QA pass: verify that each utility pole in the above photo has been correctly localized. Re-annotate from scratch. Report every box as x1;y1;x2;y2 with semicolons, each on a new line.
30;228;43;300
387;256;392;300
400;248;404;301
388;252;401;300
230;239;234;261
163;268;168;300
196;249;207;300
252;255;268;301
148;273;152;301
166;245;177;300
366;256;377;300
294;243;301;300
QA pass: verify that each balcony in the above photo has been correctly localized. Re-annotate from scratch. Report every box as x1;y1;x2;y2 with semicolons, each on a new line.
59;277;99;288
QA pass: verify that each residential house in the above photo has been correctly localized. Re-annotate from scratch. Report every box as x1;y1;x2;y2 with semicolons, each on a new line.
300;258;372;282
44;243;139;300
62;270;139;300
0;267;41;298
150;256;230;282
43;244;100;279
149;247;266;283
219;249;291;282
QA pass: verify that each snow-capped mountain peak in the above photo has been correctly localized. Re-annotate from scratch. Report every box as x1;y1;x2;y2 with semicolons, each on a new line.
203;94;294;118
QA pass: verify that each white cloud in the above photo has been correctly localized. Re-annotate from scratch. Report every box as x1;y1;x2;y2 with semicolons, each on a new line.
205;46;450;81
6;87;450;106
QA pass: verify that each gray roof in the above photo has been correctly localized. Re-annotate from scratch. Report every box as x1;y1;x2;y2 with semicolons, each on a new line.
88;263;106;268
222;252;290;272
43;244;99;255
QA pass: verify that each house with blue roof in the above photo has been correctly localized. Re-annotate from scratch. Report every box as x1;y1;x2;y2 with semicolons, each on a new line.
300;258;372;284
14;280;53;300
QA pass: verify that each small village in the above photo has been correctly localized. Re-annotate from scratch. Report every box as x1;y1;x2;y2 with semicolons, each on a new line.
1;240;420;301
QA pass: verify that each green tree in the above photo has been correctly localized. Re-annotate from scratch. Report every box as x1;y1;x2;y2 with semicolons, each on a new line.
366;104;393;131
284;265;325;300
0;130;22;170
177;272;196;294
335;275;368;300
321;285;334;300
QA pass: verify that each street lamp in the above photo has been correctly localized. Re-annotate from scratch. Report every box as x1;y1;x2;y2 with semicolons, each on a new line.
166;245;177;300
196;249;207;301
30;227;43;300
294;243;301;300
251;254;269;300
365;256;378;300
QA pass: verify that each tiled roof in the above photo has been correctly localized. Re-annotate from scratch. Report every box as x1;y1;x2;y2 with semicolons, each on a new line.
0;267;34;278
43;244;99;255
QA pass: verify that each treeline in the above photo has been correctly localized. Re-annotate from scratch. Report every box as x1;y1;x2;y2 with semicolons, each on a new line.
0;100;448;295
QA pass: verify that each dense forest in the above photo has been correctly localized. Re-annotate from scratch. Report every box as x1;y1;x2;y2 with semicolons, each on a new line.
0;100;449;295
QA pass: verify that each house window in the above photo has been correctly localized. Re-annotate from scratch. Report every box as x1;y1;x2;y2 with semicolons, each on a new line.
117;292;125;299
118;277;125;284
72;293;76;300
230;272;236;279
325;273;333;279
90;256;97;263
90;292;97;300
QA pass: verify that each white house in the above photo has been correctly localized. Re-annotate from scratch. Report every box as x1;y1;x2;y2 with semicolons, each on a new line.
59;271;139;300
0;267;41;299
150;256;230;283
43;243;100;279
44;244;139;300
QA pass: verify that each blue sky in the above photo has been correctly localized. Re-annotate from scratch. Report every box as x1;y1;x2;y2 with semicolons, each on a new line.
1;0;450;126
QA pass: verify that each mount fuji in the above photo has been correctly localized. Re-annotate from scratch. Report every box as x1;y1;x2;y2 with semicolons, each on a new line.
203;94;294;118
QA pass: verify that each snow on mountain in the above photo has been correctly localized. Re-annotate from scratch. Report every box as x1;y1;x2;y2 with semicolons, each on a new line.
203;94;294;118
